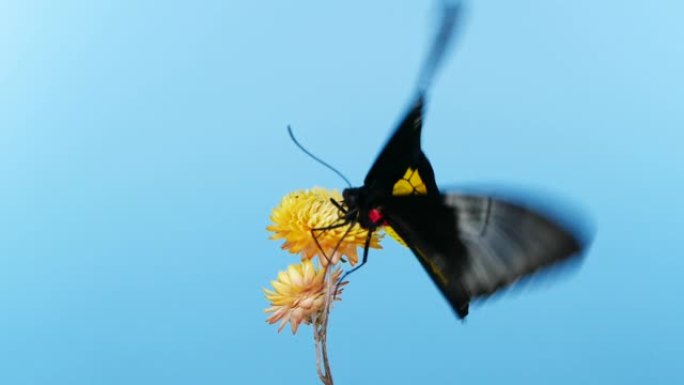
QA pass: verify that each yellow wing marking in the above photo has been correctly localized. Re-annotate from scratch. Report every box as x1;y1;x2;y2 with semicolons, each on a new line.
386;167;429;247
392;168;427;196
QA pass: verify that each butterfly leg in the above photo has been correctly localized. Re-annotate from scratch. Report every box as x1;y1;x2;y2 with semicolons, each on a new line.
329;198;347;214
311;220;354;265
335;229;374;294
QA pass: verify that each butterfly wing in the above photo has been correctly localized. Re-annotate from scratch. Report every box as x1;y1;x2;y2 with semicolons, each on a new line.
382;195;472;317
363;95;439;196
382;193;589;318
445;193;587;298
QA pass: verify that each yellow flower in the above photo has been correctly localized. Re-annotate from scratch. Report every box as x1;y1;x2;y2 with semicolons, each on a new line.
264;260;344;334
267;187;381;266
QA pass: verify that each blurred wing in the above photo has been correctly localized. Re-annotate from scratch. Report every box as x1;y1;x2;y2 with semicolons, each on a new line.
364;95;439;196
383;193;589;318
445;193;587;298
362;0;463;196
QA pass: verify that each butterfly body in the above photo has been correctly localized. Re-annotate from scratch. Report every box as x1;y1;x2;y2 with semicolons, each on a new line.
342;187;402;229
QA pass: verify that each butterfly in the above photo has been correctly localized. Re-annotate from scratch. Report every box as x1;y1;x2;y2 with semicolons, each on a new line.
338;94;589;319
330;2;589;319
295;1;590;319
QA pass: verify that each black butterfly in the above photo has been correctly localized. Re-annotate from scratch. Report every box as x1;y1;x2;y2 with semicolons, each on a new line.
297;1;590;319
339;94;589;319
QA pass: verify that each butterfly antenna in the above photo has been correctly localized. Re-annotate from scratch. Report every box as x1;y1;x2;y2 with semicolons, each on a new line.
415;0;465;95
287;125;353;188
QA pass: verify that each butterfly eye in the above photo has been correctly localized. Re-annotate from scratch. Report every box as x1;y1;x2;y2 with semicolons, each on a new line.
342;188;358;206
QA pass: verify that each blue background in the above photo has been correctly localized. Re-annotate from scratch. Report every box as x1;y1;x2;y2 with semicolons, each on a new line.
1;0;682;384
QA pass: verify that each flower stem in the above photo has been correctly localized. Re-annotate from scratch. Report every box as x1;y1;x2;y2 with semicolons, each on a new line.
313;266;336;385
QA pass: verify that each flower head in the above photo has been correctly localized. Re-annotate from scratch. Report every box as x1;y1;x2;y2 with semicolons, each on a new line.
264;260;344;334
267;187;381;266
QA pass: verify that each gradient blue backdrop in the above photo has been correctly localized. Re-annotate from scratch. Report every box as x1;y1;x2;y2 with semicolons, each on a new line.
1;1;682;384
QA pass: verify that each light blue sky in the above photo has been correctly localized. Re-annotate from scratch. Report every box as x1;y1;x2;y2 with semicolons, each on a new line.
1;1;682;384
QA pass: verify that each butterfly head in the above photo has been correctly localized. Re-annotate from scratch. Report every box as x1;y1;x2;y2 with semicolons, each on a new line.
342;186;385;229
341;187;360;210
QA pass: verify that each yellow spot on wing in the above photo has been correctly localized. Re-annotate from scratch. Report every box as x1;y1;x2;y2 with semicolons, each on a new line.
387;168;430;248
409;170;427;194
392;180;414;196
392;168;428;196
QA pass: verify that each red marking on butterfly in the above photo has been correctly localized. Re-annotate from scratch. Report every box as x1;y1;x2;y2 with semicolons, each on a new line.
369;208;385;225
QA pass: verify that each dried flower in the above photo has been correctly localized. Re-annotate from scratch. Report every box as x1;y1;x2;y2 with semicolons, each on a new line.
264;260;344;334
